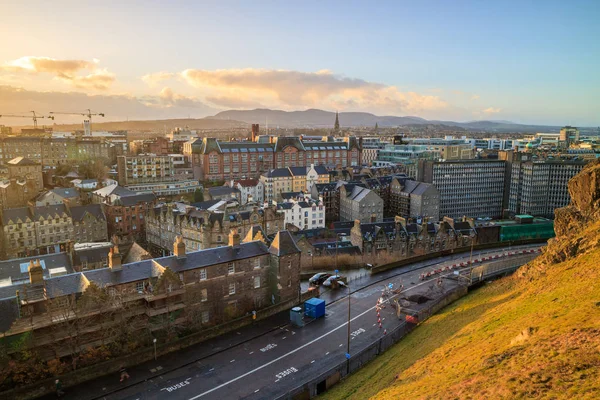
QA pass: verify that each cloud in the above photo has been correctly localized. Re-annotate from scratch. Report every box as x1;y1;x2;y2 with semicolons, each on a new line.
155;87;207;108
180;68;448;115
471;94;480;100
205;95;266;109
141;71;176;87
0;56;114;90
482;107;502;114
0;85;215;122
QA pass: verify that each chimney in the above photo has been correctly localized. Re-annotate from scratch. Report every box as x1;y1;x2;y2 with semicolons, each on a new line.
229;228;241;247
28;259;44;285
174;235;186;258
370;213;377;223
108;246;123;271
443;216;455;228
394;216;407;229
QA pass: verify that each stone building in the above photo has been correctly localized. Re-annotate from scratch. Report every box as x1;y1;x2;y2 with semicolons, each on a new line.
5;157;43;194
339;185;384;223
70;204;108;243
146;203;284;255
389;178;440;221
0;231;301;362
34;188;82;206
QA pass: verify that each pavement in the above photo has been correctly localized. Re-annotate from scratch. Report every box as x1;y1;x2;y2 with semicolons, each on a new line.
42;244;541;400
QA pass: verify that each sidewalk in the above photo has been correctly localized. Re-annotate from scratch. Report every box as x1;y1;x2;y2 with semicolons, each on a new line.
39;310;292;400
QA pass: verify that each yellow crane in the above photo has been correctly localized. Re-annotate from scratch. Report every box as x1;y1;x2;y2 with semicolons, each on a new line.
0;111;53;129
49;109;105;133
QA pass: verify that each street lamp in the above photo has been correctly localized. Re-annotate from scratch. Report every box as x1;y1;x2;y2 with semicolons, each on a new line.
153;338;157;361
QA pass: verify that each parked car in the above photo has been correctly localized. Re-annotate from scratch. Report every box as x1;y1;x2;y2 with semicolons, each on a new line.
309;272;332;285
322;274;344;288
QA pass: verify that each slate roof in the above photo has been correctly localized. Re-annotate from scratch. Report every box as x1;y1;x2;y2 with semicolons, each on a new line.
236;179;260;187
190;199;223;210
50;188;80;199
7;157;38;166
119;193;156;206
1;207;31;225
72;243;112;267
69;204;106;222
208;186;240;197
269;231;301;256
33;204;69;219
264;168;292;178
281;191;304;200
313;183;337;193
346;186;372;202
313;165;328;175
289;166;307;176
93;184;136;198
0;252;73;285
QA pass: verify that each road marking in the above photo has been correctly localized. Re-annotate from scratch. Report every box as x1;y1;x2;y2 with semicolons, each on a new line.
260;343;277;352
275;379;280;383
282;336;287;340
310;360;315;363
161;378;191;393
275;367;298;380
372;323;376;326
208;368;214;372
325;352;330;355
339;344;343;347
254;389;260;393
186;254;523;400
249;351;254;355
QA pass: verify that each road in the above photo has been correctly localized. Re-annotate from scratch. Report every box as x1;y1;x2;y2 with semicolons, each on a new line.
66;244;541;400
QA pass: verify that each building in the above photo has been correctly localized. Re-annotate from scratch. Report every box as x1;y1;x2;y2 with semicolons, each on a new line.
501;151;587;218
261;168;293;203
146;203;284;255
187;135;361;182
228;179;265;204
390;178;440;221
6;157;43;194
339;185;384;223
206;186;242;202
0;231;301;362
417;159;506;220
0;179;39;208
0;204;108;260
277;195;325;230
91;185;156;243
559;126;580;147
34;188;82;206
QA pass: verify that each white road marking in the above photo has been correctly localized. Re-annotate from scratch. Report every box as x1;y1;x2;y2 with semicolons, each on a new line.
208;368;214;372
230;360;235;363
325;352;330;355
186;255;521;400
310;360;315;363
339;344;343;347
249;351;254;355
282;336;287;340
254;389;260;393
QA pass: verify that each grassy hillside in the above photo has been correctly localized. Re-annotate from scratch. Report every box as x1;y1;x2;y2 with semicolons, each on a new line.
322;220;600;400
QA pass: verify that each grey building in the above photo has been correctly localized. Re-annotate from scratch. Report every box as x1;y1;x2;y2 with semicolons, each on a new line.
501;151;587;218
390;178;440;221
339;185;384;223
417;159;506;220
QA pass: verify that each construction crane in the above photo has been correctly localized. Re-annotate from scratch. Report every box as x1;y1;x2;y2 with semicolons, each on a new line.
49;109;105;135
0;111;53;129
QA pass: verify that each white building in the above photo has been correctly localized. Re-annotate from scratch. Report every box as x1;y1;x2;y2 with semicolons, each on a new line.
228;179;265;204
277;195;325;230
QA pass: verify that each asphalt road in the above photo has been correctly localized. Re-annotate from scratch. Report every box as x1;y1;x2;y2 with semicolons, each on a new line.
79;244;541;400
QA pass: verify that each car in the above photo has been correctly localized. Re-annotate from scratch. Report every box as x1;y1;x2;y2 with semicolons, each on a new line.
309;273;332;285
322;275;343;288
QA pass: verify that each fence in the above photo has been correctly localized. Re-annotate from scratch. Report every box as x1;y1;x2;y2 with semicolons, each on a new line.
276;285;467;400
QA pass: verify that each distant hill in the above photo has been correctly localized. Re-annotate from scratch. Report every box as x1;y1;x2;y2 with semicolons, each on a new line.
211;108;562;132
28;118;249;133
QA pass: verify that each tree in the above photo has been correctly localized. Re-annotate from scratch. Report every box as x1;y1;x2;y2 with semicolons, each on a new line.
193;188;204;203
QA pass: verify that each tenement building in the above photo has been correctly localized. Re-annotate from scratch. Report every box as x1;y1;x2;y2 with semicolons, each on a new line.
417;159;506;219
0;231;301;361
146;203;284;255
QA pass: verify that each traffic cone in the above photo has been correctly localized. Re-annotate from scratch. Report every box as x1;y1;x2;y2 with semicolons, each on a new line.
379;323;382;329
378;317;381;323
383;329;387;335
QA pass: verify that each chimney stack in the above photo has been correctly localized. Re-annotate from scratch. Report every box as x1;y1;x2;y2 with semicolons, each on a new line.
229;228;241;247
174;236;186;258
28;259;44;285
108;245;123;271
251;124;259;142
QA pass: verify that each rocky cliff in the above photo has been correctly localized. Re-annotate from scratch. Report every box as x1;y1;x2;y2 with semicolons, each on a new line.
520;158;600;276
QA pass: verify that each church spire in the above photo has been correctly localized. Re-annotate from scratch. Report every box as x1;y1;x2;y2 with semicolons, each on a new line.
334;111;340;132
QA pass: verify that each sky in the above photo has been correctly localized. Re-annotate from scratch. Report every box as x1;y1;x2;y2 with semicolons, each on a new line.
0;0;598;126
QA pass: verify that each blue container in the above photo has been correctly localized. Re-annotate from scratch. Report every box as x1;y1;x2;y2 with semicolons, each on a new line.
304;298;326;319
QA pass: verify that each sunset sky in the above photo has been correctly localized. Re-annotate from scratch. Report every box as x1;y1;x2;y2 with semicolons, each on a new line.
0;0;598;126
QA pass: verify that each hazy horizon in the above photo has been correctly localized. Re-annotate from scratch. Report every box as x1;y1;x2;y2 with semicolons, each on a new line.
1;1;598;126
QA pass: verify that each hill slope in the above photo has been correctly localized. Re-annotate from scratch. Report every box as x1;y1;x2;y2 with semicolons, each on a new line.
323;160;600;400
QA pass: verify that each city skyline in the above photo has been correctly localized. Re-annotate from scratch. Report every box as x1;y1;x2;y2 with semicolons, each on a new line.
0;0;598;126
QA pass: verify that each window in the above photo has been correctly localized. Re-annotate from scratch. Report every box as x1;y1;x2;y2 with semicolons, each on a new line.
254;276;261;288
254;258;261;269
201;288;208;302
202;310;209;324
229;282;236;295
199;268;207;280
136;281;144;293
228;262;235;274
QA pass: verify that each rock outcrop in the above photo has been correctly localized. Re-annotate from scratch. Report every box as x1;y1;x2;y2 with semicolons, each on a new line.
520;158;600;277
